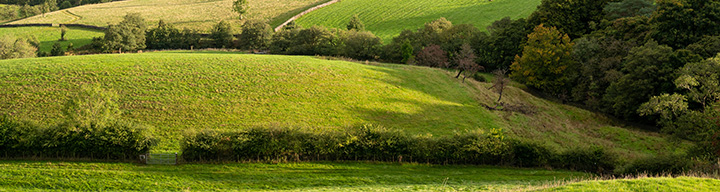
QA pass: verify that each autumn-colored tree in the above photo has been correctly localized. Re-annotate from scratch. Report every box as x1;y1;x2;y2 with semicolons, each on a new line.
453;43;482;82
415;44;448;68
510;24;575;96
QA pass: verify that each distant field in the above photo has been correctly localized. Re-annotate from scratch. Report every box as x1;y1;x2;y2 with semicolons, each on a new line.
0;161;587;191
295;0;542;41
0;26;103;53
10;0;328;32
538;177;720;191
0;52;689;156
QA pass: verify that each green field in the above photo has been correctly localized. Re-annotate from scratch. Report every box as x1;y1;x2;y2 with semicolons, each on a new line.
295;0;541;41
0;26;103;53
0;51;688;158
539;177;720;191
10;0;328;32
0;161;587;191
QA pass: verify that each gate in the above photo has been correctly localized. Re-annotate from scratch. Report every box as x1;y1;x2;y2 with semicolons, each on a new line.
142;152;178;165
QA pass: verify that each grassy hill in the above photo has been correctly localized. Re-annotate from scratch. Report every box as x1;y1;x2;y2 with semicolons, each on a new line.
537;177;720;191
0;161;587;191
0;26;103;53
294;0;542;41
0;51;689;156
9;0;329;31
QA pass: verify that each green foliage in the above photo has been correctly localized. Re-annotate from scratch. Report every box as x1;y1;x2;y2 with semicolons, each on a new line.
651;0;720;49
210;20;234;48
510;24;575;96
400;39;414;64
0;115;155;160
338;30;382;60
59;1;71;9
569;36;630;109
62;85;121;128
604;40;680;120
618;154;691;175
102;13;148;52
0;36;37;60
145;20;181;50
232;0;249;20
239;19;273;50
479;17;532;70
604;0;656;20
528;0;615;38
553;146;617;174
50;41;64;56
346;14;365;31
270;25;338;56
687;36;720;59
59;25;67;41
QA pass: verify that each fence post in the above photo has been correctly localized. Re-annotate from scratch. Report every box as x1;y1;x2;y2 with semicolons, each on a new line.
175;152;178;165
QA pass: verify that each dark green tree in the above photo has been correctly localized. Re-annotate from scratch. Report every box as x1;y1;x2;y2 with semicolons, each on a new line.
239;19;273;50
210;20;234;48
528;0;616;38
50;41;64;56
340;30;382;60
479;17;532;70
651;0;720;49
146;20;181;49
400;39;414;64
101;13;147;52
604;0;656;20
346;14;365;31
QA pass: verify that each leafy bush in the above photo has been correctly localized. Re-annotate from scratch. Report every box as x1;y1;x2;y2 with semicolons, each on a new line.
553;146;616;174
0;116;156;160
619;154;690;175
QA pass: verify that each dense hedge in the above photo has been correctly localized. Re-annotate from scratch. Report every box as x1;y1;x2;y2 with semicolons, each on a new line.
0;116;156;160
181;125;616;174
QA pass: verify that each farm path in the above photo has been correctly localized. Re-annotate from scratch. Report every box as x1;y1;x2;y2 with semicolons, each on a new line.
274;0;339;31
62;10;82;23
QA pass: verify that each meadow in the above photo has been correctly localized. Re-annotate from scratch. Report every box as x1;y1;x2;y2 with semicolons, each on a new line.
0;51;689;159
0;161;588;191
10;0;329;32
0;26;103;53
539;176;720;191
294;0;542;41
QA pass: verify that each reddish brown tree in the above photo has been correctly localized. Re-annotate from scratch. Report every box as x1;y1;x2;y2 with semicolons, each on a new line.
453;43;482;82
415;44;448;68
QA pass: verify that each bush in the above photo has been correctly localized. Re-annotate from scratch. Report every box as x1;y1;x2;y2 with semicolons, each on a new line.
238;19;273;50
338;30;382;60
553;146;616;174
210;20;234;48
0;115;155;160
619;154;690;175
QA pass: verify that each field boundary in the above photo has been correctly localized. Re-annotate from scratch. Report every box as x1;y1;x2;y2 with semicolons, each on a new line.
274;0;339;32
0;23;106;30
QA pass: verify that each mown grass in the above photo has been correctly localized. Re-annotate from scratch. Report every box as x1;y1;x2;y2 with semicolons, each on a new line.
536;176;720;191
10;0;329;31
295;0;542;41
0;51;688;158
0;161;588;191
0;26;103;53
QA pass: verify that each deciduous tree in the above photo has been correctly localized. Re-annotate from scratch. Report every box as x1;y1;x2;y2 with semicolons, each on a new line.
510;24;575;96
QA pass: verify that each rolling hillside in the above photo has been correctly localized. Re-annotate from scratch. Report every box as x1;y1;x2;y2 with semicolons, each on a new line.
0;51;688;156
0;26;103;53
9;0;329;31
294;0;542;41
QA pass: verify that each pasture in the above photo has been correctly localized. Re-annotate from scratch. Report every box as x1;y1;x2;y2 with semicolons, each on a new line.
0;161;588;191
0;51;688;158
0;26;103;53
9;0;329;32
540;176;720;191
294;0;542;41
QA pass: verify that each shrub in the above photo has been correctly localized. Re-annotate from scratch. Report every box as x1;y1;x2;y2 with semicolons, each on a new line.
0;36;37;60
619;154;690;175
101;13;147;52
553;146;616;174
210;20;234;48
239;19;273;50
338;30;382;60
0;115;155;160
415;44;448;68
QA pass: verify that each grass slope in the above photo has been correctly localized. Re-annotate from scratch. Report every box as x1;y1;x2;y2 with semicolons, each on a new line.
0;26;103;52
0;161;587;191
10;0;328;31
0;51;500;149
0;51;688;157
538;177;720;191
295;0;542;41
